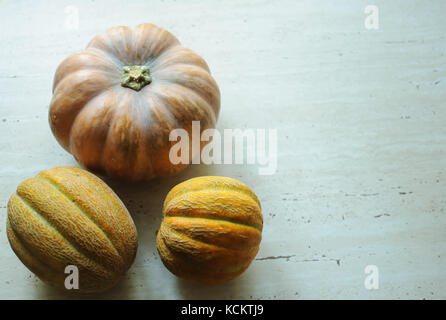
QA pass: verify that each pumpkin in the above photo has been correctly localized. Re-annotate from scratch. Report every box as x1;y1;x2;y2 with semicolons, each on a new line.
49;23;220;181
157;176;263;284
6;166;138;293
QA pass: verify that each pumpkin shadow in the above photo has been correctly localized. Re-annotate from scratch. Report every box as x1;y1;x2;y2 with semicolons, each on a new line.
101;163;220;214
98;164;221;259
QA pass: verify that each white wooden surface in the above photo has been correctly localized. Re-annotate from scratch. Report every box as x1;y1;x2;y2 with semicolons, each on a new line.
0;0;445;299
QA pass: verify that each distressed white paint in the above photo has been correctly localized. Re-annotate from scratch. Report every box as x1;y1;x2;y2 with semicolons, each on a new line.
0;0;445;299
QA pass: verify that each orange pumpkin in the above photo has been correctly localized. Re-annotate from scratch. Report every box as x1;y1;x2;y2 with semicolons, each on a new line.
157;176;263;284
6;167;138;293
49;23;220;181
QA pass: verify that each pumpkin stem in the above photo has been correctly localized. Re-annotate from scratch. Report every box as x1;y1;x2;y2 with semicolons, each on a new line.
120;65;152;91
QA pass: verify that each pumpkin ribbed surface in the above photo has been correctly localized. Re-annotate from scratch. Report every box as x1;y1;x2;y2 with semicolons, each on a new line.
157;176;263;284
6;166;138;293
49;23;220;181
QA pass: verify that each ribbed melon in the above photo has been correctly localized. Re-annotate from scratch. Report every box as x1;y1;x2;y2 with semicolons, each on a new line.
6;166;138;293
157;176;263;284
